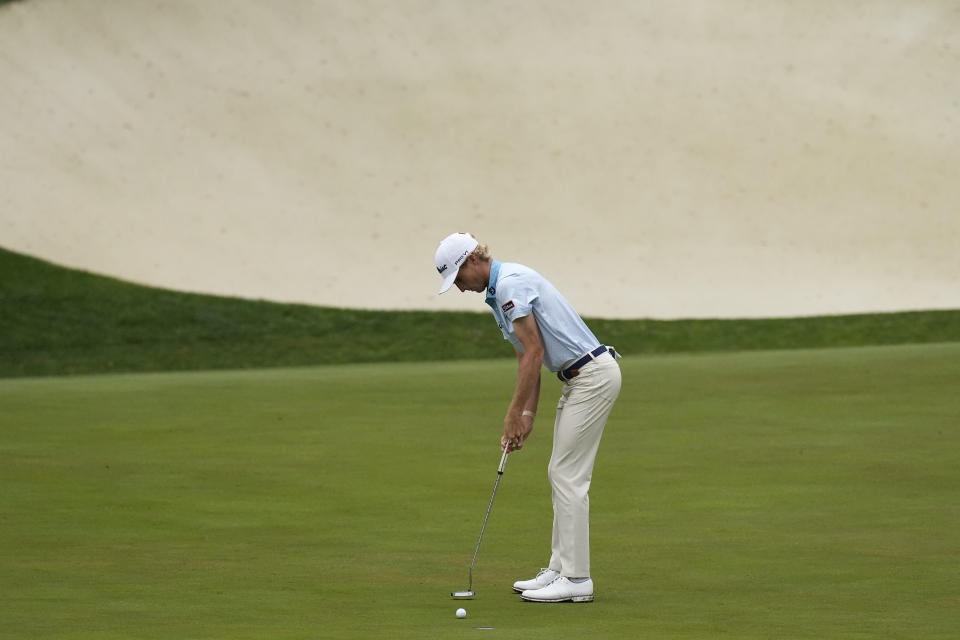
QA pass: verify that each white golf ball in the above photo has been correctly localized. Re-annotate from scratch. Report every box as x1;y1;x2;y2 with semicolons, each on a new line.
456;608;466;619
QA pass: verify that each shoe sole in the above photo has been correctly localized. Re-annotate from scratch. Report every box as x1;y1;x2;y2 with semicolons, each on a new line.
521;594;594;603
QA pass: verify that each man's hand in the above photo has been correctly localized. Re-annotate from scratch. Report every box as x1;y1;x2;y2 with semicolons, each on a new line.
502;412;534;451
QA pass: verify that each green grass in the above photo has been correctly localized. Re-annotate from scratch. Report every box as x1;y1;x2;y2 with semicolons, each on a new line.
2;343;958;638
3;246;960;378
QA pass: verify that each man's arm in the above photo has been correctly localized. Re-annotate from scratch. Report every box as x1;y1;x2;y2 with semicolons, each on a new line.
502;313;544;451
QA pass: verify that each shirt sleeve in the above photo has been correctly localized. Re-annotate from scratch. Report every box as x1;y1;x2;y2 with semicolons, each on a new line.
498;272;539;324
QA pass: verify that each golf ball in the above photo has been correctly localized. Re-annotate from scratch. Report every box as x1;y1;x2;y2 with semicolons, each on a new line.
456;608;466;619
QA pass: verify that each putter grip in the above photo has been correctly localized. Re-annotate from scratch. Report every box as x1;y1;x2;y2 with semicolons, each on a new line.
498;448;509;474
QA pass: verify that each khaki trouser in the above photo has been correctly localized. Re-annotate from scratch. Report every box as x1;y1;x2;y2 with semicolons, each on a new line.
547;351;622;578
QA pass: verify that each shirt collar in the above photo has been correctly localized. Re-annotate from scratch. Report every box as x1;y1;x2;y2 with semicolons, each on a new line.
484;259;502;311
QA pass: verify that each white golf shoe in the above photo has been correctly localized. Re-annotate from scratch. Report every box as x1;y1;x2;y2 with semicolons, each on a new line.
521;576;594;603
512;568;560;594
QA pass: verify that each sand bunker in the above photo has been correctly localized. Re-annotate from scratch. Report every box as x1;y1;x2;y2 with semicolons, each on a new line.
2;1;958;318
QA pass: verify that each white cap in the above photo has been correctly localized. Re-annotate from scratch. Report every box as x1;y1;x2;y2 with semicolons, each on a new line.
435;232;479;294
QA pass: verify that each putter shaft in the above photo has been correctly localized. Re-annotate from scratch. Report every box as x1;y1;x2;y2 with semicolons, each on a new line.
463;447;510;593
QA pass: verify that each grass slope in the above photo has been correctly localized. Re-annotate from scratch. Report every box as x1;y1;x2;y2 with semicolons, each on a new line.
3;246;960;378
1;343;958;638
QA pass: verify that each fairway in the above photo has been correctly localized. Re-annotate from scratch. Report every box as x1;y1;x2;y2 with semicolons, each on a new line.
1;343;958;639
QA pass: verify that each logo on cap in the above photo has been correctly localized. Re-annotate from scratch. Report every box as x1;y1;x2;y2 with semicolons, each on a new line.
437;264;448;274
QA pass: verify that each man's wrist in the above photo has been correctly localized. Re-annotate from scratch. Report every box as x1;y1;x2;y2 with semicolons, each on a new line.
522;410;536;418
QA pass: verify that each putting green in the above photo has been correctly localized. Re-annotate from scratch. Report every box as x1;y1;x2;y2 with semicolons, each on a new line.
2;343;958;638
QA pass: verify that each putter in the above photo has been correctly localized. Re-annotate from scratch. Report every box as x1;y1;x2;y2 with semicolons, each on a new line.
451;446;511;598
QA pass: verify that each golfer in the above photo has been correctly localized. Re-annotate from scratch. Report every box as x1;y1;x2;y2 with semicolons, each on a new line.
435;232;622;603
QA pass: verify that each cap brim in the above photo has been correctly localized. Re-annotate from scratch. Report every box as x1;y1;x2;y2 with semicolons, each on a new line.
438;270;458;294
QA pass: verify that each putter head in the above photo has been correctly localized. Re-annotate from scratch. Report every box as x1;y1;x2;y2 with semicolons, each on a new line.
451;590;475;599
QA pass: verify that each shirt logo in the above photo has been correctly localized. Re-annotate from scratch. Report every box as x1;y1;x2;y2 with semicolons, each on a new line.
501;300;515;313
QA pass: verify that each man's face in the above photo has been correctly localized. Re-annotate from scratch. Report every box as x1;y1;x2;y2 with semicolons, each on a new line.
454;255;486;293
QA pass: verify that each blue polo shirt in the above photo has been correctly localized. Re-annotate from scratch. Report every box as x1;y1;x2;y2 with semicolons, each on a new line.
484;260;601;373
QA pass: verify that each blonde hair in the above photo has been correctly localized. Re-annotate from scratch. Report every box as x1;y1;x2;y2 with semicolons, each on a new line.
470;237;491;261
